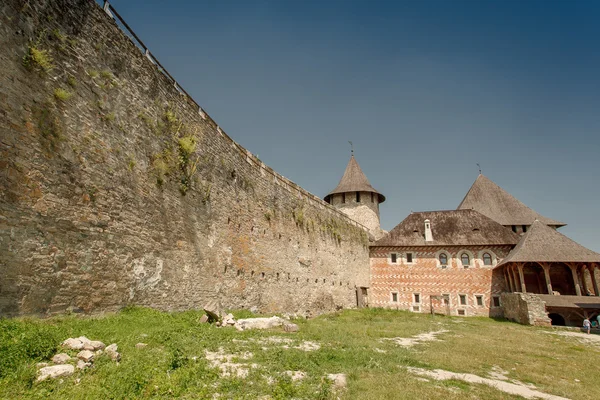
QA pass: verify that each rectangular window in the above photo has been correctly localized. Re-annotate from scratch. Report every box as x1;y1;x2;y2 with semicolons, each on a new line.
342;193;345;204
406;253;413;263
391;292;398;302
413;293;421;304
522;225;527;233
457;309;466;316
459;294;467;305
512;225;517;233
442;294;450;305
371;192;374;202
475;295;484;306
356;191;361;202
412;305;420;312
492;296;501;307
391;253;397;264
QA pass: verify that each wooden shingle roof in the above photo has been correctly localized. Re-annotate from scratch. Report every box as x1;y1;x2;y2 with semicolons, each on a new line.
497;220;600;265
457;175;565;227
372;209;520;247
324;156;385;203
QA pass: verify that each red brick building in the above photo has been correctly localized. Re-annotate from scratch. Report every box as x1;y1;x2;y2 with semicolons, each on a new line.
370;210;519;316
366;172;600;322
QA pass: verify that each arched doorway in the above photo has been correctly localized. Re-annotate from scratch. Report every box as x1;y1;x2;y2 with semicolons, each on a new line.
548;313;566;326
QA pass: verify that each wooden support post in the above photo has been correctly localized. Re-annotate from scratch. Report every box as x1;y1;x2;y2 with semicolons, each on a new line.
517;263;527;293
506;268;515;292
568;263;582;296
590;263;600;296
511;266;520;292
539;262;553;295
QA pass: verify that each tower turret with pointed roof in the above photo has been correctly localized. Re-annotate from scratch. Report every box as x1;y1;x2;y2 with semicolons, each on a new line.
324;154;385;240
457;174;565;234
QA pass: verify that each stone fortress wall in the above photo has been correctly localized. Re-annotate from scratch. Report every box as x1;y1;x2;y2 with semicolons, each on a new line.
0;0;370;317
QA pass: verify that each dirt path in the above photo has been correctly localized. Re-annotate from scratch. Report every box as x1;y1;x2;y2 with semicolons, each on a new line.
408;367;569;400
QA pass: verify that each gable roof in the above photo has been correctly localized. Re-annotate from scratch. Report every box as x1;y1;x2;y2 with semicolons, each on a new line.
457;174;565;227
497;220;600;265
324;155;385;203
372;209;520;247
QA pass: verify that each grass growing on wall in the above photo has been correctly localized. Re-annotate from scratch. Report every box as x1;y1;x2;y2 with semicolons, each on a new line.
0;308;597;399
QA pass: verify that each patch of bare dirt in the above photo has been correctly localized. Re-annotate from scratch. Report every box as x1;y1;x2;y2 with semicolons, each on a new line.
546;330;600;347
408;367;569;400
381;330;449;348
204;348;257;378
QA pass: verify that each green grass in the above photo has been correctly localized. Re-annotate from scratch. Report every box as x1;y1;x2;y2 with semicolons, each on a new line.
53;88;72;102
22;45;53;73
0;308;597;399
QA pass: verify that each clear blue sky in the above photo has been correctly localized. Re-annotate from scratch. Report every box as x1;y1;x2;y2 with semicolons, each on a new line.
104;0;600;251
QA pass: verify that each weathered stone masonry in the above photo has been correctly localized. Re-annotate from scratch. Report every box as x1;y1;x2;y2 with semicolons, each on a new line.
0;0;369;316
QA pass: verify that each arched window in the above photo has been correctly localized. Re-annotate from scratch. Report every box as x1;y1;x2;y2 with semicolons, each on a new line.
439;253;448;267
482;252;492;266
461;253;470;267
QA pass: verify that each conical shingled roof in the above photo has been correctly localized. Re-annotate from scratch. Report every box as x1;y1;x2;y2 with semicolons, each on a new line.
324;155;385;203
497;220;600;266
457;174;565;227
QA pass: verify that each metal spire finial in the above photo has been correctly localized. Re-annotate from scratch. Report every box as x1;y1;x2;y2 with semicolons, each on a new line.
477;163;482;175
348;141;354;156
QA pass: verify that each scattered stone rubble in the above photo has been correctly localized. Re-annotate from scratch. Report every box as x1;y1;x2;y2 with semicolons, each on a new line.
36;336;120;382
200;302;300;332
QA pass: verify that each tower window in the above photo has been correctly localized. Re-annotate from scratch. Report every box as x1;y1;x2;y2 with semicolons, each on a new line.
522;225;527;233
342;193;345;204
482;253;492;266
371;192;374;202
512;225;517;233
356;192;361;202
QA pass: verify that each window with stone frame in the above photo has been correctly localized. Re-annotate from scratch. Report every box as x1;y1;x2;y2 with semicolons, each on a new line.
390;253;398;264
406;252;414;263
413;293;421;304
461;253;470;268
475;295;484;306
391;292;398;302
439;253;448;268
492;296;501;307
482;252;493;266
459;294;467;305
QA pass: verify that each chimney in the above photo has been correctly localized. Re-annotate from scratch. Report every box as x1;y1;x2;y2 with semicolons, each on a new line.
424;219;433;242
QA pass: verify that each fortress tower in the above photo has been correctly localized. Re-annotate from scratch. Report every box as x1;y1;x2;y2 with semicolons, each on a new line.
324;154;385;240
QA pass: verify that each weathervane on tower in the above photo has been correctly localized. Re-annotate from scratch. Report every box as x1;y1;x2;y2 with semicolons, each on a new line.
348;141;354;156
